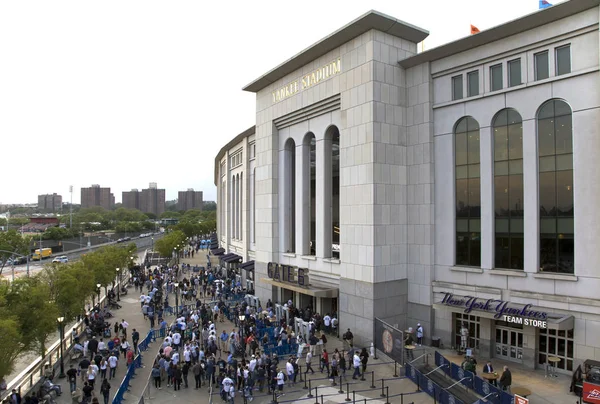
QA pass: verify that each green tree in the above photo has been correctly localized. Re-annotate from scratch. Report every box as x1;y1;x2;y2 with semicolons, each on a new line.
203;201;217;211
154;230;186;258
160;211;181;219
5;277;59;357
0;317;24;382
0;230;31;276
40;262;95;322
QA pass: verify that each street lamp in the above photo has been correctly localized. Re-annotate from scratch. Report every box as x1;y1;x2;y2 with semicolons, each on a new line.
116;268;121;301
57;316;66;378
96;283;101;306
238;314;246;357
151;237;154;252
174;282;179;316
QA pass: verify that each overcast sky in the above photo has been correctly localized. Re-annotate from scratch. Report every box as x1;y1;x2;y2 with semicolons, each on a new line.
0;0;561;205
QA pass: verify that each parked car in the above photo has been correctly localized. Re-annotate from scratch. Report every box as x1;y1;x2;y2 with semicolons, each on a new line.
52;256;69;263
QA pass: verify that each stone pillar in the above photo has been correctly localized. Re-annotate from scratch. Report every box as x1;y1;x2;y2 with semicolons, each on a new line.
480;126;494;270
295;142;310;255
316;137;332;258
522;119;538;273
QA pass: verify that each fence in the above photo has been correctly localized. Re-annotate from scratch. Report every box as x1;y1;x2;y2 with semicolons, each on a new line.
432;351;515;404
112;352;143;404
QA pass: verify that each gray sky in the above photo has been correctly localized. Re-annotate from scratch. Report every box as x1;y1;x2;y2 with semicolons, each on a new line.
0;0;559;204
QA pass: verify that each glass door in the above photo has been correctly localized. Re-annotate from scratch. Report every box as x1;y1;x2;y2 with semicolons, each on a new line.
495;327;524;363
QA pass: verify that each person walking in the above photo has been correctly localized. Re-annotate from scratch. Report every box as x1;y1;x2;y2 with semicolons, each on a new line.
360;348;369;377
173;365;182;391
304;351;315;374
416;323;424;346
66;365;78;393
108;353;118;380
100;379;111;404
352;352;361;379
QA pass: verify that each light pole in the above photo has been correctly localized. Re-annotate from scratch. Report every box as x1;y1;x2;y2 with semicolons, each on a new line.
69;185;73;229
174;282;179;316
238;314;246;357
57;316;66;378
116;268;121;301
151;236;154;251
96;283;101;306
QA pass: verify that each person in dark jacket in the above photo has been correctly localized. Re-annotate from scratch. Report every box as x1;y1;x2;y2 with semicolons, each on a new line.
499;366;512;392
173;365;182;391
100;379;111;404
482;361;497;386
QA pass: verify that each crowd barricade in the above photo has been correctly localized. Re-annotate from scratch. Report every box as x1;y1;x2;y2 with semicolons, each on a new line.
434;351;515;404
405;362;466;404
150;327;166;341
112;351;142;404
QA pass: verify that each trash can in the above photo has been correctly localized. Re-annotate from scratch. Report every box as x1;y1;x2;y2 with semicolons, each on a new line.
431;337;440;348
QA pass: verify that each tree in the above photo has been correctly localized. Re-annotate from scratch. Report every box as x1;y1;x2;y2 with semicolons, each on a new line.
154;230;186;258
0;230;31;276
0;318;24;383
5;277;59;357
160;211;181;219
203;201;217;211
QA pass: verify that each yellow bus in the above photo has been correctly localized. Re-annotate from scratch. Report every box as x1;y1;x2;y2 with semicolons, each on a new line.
32;248;52;261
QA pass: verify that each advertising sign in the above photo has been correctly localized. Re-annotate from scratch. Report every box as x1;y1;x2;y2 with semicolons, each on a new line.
374;318;404;364
583;381;600;403
514;395;529;404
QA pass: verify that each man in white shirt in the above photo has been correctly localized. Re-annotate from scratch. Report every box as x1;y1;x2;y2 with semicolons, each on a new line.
305;351;314;374
172;351;180;365
108;354;118;380
222;376;234;401
139;295;147;308
285;360;295;386
121;319;129;338
323;314;332;334
249;355;257;372
98;339;106;352
352;353;361;380
172;331;182;350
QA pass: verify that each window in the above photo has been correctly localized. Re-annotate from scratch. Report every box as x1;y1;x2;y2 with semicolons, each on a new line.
455;117;481;267
467;71;479;97
452;75;463;100
537;99;574;274
454;313;480;350
493;109;524;270
539;328;574;372
535;51;549;81
490;64;503;91
283;139;296;253
331;127;340;259
508;59;521;87
556;45;571;76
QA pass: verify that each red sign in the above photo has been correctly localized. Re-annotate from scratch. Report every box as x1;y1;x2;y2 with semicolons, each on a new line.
514;394;529;404
583;382;600;403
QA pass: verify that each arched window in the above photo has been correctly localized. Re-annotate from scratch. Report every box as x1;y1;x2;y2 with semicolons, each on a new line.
455;117;481;267
538;100;574;273
302;133;317;255
330;127;340;259
283;139;296;252
252;168;256;244
239;172;243;240
493;109;524;270
231;174;236;239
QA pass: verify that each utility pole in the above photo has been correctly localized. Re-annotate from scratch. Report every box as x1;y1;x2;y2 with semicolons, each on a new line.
69;185;73;229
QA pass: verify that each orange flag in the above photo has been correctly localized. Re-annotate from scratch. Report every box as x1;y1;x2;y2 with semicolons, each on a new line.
470;24;480;35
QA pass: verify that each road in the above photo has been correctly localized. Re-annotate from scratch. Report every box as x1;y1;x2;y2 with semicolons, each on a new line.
0;235;161;281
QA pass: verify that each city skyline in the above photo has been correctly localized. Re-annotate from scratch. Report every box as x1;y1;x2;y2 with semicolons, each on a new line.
0;0;562;205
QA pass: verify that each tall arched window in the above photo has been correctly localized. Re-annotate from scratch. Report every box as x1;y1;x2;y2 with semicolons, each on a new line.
236;173;240;239
231;174;236;239
283;139;296;252
330;127;340;259
493;109;524;270
455;117;481;267
238;173;241;240
538;99;574;273
303;133;317;255
252;168;256;245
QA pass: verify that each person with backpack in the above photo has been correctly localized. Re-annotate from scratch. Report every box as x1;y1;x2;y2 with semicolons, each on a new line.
100;379;111;404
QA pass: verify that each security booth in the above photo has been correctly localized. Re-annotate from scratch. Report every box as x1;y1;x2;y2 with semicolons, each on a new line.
294;317;310;342
275;303;290;324
245;294;260;309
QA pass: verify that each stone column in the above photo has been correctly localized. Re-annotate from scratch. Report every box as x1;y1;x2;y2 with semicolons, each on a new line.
316;137;332;258
522;119;538;273
295;142;310;255
480;126;494;270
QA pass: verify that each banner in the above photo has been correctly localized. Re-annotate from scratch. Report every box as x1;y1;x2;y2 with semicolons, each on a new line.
450;362;474;389
583;381;600;403
515;394;529;404
374;318;404;364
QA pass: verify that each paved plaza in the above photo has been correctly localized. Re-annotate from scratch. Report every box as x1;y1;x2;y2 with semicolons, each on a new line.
43;252;576;404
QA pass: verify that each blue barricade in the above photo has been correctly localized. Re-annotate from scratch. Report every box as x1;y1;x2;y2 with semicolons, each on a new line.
450;362;474;389
435;351;453;377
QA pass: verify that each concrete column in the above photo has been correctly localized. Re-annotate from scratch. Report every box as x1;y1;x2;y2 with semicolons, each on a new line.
522;119;538;273
295;142;310;255
316;137;333;258
480;126;494;269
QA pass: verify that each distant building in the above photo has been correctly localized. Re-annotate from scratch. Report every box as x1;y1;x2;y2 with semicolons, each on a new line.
38;193;62;213
122;189;141;210
81;185;113;210
140;182;165;216
20;216;60;233
177;189;203;211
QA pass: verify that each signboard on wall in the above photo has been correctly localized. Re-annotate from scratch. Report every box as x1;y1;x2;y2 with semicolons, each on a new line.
267;262;310;287
374;318;404;364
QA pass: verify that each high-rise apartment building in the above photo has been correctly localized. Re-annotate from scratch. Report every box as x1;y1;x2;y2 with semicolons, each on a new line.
122;189;141;210
37;193;63;213
140;182;165;216
81;185;113;210
177;189;203;211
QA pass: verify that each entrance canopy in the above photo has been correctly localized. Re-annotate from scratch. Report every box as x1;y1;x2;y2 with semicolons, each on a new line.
260;277;338;298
